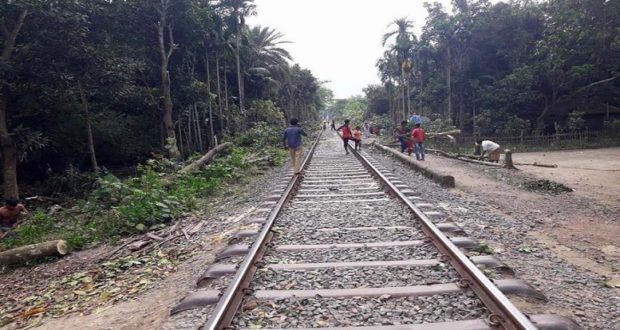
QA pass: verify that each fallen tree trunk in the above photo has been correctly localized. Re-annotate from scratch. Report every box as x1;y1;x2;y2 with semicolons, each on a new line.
514;162;558;168
372;142;455;188
426;148;507;168
179;142;233;174
0;240;68;266
455;156;504;167
427;129;461;137
426;147;456;159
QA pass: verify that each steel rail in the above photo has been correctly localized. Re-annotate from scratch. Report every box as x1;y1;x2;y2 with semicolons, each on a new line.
346;139;537;330
201;131;323;330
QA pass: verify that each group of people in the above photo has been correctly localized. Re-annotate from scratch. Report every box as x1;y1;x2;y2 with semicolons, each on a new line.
335;119;366;154
284;118;502;176
395;121;427;161
283;118;370;174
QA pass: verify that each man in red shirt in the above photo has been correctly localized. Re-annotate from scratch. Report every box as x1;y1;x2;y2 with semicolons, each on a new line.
0;198;28;240
411;123;426;161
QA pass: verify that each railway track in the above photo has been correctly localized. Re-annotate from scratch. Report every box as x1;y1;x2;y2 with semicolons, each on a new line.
171;131;581;330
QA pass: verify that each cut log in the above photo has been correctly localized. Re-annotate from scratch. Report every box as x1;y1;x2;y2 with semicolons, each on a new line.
426;148;457;159
514;162;558;168
455;156;504;167
179;142;233;174
0;240;68;266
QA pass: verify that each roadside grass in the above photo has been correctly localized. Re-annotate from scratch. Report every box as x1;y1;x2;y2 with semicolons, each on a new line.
0;143;287;253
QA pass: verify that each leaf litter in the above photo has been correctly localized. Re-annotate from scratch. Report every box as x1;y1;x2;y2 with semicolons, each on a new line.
0;246;193;328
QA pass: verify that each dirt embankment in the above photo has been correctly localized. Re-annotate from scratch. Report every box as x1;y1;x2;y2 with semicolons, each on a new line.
515;148;620;206
418;148;619;289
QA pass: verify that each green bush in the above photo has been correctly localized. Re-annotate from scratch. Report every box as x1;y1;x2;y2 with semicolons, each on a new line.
1;122;292;253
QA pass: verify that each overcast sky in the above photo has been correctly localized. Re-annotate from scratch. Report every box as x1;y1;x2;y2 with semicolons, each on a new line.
247;0;457;98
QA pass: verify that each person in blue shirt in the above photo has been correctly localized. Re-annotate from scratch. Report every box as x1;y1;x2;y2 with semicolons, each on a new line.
282;118;307;174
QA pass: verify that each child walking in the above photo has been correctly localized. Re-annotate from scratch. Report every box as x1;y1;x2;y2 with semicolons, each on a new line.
352;126;363;150
336;119;353;154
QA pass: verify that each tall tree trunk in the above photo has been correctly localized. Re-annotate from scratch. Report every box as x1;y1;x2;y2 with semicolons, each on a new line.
177;121;184;156
187;106;193;151
223;62;230;119
458;93;464;131
446;46;452;124
235;30;245;118
77;79;98;171
194;104;203;151
406;79;411;118
0;8;28;199
401;79;406;121
0;95;18;199
215;55;224;131
537;89;558;131
205;51;215;147
157;0;180;159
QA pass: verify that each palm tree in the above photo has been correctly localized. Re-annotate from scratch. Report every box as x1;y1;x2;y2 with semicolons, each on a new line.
247;25;292;74
244;26;293;102
219;0;256;119
382;18;414;121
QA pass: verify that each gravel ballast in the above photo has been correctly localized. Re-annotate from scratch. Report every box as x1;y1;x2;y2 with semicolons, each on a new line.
232;292;489;328
273;226;424;244
364;147;619;330
265;243;438;264
252;264;460;290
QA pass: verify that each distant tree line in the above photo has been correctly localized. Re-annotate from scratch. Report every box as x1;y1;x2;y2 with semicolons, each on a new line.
370;0;620;135
0;0;324;199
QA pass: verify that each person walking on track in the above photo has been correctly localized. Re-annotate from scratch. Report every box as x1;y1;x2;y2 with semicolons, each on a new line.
336;119;353;155
411;123;426;161
353;126;363;151
282;118;307;174
330;120;336;131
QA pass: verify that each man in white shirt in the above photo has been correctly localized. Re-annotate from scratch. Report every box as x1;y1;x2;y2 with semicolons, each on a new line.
475;140;501;162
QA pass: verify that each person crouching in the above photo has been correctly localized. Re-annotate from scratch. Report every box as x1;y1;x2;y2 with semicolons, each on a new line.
476;140;501;163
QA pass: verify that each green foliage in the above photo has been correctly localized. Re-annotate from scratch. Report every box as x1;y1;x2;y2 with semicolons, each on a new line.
342;97;366;125
235;122;281;149
374;0;620;132
425;116;458;133
44;165;99;198
567;111;586;132
475;110;530;136
1;130;288;252
247;100;285;126
473;242;494;255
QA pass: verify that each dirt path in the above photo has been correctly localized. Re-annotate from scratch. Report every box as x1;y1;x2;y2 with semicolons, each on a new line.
514;148;620;206
408;150;620;289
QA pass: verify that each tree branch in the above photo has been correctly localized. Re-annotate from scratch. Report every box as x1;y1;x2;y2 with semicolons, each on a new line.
1;9;28;61
575;73;620;94
166;24;175;60
0;21;9;39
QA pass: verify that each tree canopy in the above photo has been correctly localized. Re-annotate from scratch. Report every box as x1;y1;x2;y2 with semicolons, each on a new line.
0;0;327;199
372;0;620;135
